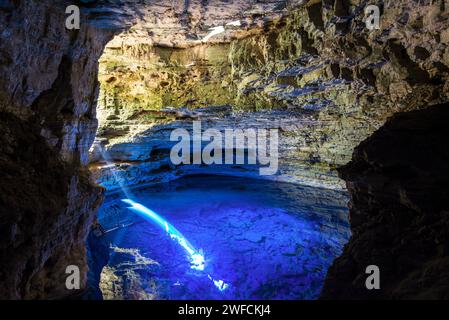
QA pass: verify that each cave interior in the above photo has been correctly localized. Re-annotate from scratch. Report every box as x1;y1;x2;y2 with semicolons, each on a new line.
0;0;449;300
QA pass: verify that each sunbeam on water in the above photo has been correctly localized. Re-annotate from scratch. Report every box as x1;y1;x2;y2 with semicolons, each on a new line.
94;175;351;299
121;198;228;291
95;149;229;292
121;199;205;271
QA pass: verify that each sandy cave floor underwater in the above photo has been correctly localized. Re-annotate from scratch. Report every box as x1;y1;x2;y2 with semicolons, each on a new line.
92;175;350;300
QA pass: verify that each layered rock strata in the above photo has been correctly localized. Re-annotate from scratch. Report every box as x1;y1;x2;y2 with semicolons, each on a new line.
1;0;449;300
0;0;304;299
91;106;343;191
93;0;449;190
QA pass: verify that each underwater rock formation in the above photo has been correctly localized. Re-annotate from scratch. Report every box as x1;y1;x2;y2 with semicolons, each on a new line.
321;103;449;299
95;176;350;300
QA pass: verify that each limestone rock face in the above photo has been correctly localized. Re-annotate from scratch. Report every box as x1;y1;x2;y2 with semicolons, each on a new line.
321;103;449;299
91;106;344;191
0;0;297;300
0;1;112;299
225;0;449;170
0;112;103;299
0;1;114;165
87;0;296;48
94;0;449;190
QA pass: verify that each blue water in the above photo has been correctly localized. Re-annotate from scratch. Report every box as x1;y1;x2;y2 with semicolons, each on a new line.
96;175;350;300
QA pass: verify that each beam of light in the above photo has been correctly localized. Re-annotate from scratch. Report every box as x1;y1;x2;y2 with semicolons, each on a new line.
208;275;229;292
121;198;205;271
99;148;133;199
97;149;228;291
121;199;229;292
197;20;240;43
98;147;229;292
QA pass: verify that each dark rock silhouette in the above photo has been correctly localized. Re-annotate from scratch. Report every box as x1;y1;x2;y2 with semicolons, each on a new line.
322;103;449;299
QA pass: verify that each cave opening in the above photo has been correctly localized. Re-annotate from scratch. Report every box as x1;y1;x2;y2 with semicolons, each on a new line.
86;12;354;299
81;0;449;301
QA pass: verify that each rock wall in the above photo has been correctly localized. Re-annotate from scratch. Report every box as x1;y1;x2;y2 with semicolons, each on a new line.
0;0;114;299
227;0;449;170
321;103;449;299
1;0;449;299
93;0;449;191
91;106;342;191
0;0;298;300
96;44;235;145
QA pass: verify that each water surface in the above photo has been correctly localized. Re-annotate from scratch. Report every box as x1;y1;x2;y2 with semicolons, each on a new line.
96;175;350;300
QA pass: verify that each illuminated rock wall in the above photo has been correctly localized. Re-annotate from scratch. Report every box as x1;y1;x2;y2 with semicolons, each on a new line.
93;0;449;191
1;0;449;300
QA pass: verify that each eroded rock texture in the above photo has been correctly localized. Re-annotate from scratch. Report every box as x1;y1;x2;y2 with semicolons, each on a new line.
0;0;294;300
0;112;103;299
1;0;449;300
321;103;449;299
93;0;449;190
0;1;112;299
